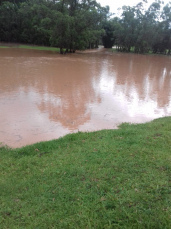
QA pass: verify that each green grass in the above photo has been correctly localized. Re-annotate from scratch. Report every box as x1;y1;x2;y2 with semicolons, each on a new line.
18;45;60;52
1;117;171;228
0;46;9;48
0;44;60;52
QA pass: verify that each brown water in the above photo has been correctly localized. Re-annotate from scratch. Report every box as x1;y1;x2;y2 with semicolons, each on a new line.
0;47;171;148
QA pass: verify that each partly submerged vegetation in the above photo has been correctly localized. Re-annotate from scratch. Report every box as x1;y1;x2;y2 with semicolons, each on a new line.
0;0;171;54
1;117;171;228
102;2;171;55
0;0;107;54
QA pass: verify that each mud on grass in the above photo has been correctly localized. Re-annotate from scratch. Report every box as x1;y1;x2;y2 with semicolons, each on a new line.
1;117;171;228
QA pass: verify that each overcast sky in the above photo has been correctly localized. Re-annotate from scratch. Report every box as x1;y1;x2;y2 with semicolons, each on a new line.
97;0;170;15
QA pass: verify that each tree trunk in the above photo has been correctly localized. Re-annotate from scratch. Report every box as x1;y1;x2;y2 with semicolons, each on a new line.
60;47;64;54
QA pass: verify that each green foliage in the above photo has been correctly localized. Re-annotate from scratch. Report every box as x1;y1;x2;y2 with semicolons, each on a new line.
0;0;108;53
0;2;19;42
0;0;170;54
103;1;171;55
18;45;60;51
102;19;116;48
1;117;171;227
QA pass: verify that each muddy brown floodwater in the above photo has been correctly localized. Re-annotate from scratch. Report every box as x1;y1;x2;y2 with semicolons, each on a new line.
0;47;171;148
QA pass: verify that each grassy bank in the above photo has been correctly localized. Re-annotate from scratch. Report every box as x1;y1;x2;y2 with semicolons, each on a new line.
0;46;9;48
0;44;60;52
1;117;171;228
18;45;60;52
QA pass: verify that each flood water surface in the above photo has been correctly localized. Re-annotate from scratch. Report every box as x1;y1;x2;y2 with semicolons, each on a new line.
0;48;171;148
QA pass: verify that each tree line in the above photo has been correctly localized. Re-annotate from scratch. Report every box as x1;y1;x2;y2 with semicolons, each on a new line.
103;1;171;54
0;0;109;53
0;0;170;54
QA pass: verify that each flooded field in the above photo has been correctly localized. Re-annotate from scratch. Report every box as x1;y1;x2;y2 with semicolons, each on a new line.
0;47;171;148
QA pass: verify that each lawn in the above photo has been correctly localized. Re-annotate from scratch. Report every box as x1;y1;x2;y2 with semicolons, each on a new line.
0;44;60;52
1;117;171;228
18;45;60;52
0;46;9;48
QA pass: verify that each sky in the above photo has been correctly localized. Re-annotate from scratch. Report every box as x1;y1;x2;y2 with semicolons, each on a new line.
97;0;170;15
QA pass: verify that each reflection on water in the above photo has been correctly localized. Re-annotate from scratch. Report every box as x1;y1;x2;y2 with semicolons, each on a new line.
0;48;171;148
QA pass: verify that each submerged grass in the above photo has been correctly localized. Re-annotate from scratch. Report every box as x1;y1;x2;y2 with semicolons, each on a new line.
1;117;171;228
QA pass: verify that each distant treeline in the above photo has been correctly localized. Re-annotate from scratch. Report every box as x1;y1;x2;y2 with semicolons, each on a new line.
103;1;171;55
0;0;171;54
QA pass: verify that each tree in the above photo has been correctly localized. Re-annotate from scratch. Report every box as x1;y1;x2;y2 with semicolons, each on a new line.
0;1;19;42
50;0;108;53
101;1;171;55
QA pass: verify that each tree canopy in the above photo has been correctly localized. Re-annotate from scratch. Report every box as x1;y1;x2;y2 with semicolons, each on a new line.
0;0;108;53
103;1;171;55
0;0;170;54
